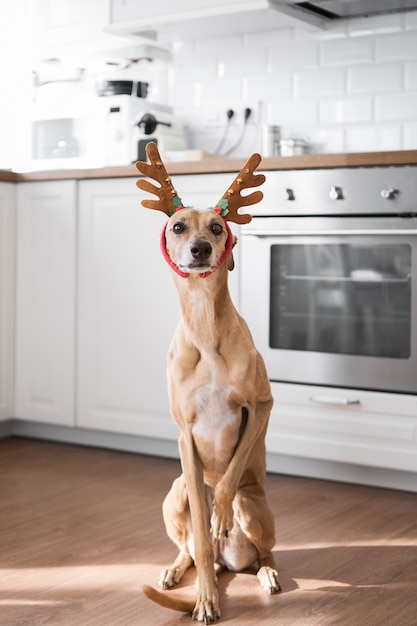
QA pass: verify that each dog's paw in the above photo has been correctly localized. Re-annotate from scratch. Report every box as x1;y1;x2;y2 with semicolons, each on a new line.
210;503;234;539
257;565;281;594
192;596;221;623
159;567;181;590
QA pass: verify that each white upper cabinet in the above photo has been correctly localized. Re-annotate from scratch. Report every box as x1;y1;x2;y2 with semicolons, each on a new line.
111;0;251;22
15;181;76;426
0;183;15;422
30;0;135;61
107;0;320;40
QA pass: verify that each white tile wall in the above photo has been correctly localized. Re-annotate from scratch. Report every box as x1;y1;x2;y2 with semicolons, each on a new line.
171;12;417;155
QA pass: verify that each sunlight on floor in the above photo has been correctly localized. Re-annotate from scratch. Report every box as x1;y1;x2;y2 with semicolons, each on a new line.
0;563;150;595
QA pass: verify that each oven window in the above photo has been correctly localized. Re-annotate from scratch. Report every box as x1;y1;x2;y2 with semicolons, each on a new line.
270;243;411;358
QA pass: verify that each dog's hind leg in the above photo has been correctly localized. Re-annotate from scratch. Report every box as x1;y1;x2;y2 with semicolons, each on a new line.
160;474;194;589
233;485;281;594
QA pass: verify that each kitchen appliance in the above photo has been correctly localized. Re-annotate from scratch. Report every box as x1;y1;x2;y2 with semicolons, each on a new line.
97;81;185;166
240;164;417;394
278;0;417;21
28;81;104;170
132;110;186;162
27;78;186;169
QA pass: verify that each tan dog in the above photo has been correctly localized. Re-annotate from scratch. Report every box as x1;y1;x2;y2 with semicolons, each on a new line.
136;143;280;624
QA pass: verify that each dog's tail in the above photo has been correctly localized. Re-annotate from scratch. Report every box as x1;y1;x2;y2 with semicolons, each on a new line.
142;584;195;613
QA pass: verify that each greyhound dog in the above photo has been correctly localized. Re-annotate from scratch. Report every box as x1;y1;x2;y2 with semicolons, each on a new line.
136;143;280;624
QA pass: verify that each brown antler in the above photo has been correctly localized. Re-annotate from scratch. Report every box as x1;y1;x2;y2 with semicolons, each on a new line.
135;142;183;216
216;153;265;224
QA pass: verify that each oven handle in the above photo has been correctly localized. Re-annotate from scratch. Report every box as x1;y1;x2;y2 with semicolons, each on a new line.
242;229;417;237
310;395;361;407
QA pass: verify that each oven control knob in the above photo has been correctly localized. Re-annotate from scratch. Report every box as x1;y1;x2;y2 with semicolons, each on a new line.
329;186;343;200
281;188;295;201
381;188;398;200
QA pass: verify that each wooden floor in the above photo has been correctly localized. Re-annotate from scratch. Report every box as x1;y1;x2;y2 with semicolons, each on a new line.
1;438;417;626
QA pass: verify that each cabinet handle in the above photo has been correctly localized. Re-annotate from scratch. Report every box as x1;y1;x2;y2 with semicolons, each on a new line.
310;395;361;407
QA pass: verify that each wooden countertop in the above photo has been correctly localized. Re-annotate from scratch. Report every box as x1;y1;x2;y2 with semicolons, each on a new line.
2;150;417;182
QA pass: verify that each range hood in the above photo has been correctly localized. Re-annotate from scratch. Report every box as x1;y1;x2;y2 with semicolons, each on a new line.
277;0;417;21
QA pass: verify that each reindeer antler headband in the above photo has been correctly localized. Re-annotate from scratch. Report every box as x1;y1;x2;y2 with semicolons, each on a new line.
135;142;265;224
135;143;265;277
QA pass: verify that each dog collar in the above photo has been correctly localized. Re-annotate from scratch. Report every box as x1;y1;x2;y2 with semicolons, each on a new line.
160;219;234;279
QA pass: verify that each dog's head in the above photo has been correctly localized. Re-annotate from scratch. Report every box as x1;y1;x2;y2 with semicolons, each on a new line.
163;207;236;276
136;143;265;278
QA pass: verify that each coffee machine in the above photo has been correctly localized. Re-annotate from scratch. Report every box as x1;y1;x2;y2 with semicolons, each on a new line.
132;110;186;162
98;80;185;166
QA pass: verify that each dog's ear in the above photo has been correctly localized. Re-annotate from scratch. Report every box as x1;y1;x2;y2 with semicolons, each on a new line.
227;235;237;271
215;153;265;225
136;143;183;217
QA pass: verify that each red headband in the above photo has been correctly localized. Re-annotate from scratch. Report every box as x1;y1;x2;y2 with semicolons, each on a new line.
160;218;234;279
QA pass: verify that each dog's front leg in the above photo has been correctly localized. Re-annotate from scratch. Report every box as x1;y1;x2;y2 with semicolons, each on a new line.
212;400;272;538
179;433;220;624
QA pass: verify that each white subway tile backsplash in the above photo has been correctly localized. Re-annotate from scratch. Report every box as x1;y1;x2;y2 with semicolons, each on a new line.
295;68;346;97
346;124;402;152
172;18;417;153
376;31;417;62
319;96;373;125
243;73;292;103
348;63;403;93
199;76;244;107
376;92;417;121
403;121;417;147
268;39;319;71
405;10;417;31
321;36;374;66
244;28;293;48
172;48;218;81
219;45;267;78
268;98;318;126
405;61;417;90
171;80;198;108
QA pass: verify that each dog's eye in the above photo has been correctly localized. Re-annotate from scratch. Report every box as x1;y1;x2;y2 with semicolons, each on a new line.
210;223;223;236
173;222;185;234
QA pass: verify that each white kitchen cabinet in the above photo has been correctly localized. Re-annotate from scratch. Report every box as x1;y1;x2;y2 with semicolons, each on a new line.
0;183;15;422
107;0;310;40
15;181;76;426
267;382;417;474
110;0;238;22
76;173;237;438
30;0;131;62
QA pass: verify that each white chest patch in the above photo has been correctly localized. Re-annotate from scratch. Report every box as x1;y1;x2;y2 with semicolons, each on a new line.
193;383;239;454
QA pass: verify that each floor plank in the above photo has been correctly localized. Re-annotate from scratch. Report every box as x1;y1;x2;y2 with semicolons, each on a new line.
1;437;417;625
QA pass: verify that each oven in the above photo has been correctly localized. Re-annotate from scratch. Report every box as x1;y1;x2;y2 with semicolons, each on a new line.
240;165;417;395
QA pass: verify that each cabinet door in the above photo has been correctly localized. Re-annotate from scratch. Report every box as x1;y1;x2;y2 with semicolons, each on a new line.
77;177;180;438
110;0;229;23
0;183;15;421
15;181;76;426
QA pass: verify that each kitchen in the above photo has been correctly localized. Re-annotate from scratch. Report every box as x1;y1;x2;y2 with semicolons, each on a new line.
1;1;417;624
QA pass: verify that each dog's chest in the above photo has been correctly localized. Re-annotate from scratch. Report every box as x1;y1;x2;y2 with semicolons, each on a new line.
192;382;241;461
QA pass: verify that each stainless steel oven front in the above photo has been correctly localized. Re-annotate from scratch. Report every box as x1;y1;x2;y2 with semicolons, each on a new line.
240;167;417;395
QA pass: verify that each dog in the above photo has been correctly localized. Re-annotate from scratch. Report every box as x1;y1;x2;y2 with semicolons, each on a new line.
136;143;280;624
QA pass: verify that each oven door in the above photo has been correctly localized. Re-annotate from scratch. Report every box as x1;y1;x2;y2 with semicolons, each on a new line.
240;216;417;394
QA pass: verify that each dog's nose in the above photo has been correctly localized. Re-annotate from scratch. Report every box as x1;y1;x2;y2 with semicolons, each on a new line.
190;240;212;260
